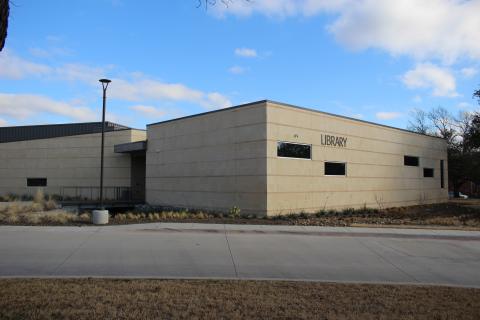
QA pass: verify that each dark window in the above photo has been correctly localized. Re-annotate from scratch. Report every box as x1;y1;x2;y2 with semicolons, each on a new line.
277;142;311;159
440;160;445;188
404;155;419;166
325;162;346;176
423;168;434;178
27;178;47;187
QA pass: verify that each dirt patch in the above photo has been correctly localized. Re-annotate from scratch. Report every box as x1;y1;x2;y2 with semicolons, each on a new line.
0;279;478;320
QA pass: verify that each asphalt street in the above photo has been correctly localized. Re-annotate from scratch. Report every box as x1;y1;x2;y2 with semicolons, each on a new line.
0;223;479;287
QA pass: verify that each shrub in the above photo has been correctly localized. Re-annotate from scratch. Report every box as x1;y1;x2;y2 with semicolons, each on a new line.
115;214;127;222
342;208;356;216
298;211;309;219
126;212;137;221
44;196;58;210
30;202;44;212
6;203;22;215
211;211;224;218
177;212;188;219
23;214;41;224
41;212;75;224
4;214;19;224
33;189;45;206
20;194;33;201
229;206;241;218
315;210;327;217
78;213;90;222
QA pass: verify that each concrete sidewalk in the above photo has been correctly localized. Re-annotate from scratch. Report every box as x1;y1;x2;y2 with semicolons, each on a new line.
0;223;479;287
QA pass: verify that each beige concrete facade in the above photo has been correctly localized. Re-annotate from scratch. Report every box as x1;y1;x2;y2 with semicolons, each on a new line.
265;101;448;215
146;100;448;216
146;103;267;213
1;100;447;215
0;129;146;199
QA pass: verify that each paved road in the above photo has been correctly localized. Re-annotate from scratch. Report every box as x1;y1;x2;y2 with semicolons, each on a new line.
0;223;479;287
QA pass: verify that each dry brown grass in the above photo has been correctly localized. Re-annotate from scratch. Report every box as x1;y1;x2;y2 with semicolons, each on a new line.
0;190;73;225
101;202;480;229
0;201;479;228
39;212;77;224
33;189;45;206
0;279;478;320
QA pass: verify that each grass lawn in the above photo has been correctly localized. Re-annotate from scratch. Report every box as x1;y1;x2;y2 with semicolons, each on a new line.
0;279;479;319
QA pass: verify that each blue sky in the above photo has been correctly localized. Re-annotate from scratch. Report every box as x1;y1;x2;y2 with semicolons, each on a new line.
0;0;479;129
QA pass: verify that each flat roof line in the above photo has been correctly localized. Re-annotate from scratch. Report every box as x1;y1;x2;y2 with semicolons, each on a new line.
147;99;444;140
265;100;444;140
146;100;268;127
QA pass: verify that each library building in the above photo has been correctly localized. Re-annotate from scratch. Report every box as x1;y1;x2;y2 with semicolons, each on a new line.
0;100;448;216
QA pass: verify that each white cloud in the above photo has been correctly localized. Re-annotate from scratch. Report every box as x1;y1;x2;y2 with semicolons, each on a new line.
412;95;422;103
29;46;73;58
327;0;480;64
375;111;402;120
0;51;52;79
228;65;246;74
130;105;166;118
216;0;480;64
460;67;478;78
0;118;7;126
0;52;108;84
109;77;232;110
235;48;257;58
402;63;458;97
205;92;232;110
0;93;98;122
55;63;109;84
0;52;232;112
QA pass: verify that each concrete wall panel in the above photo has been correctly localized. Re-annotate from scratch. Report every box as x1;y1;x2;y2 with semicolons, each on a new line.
265;102;448;215
0;129;146;197
146;103;268;214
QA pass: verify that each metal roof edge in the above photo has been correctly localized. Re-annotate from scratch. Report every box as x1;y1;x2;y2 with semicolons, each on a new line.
0;121;130;129
0;122;144;144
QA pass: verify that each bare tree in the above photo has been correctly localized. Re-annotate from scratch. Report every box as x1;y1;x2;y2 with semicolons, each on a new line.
407;88;480;198
455;111;475;152
0;0;8;51
474;87;480;105
428;106;457;144
407;108;430;134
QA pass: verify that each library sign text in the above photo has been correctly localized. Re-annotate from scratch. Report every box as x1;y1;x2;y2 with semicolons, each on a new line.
321;134;347;148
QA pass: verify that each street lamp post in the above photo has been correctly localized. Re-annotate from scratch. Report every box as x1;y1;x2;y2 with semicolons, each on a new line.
92;78;111;225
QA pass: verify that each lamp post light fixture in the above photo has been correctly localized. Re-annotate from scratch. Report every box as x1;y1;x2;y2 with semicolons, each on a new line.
92;78;111;225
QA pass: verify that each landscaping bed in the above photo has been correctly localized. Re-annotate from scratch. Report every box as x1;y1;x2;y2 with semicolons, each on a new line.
1;196;479;229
